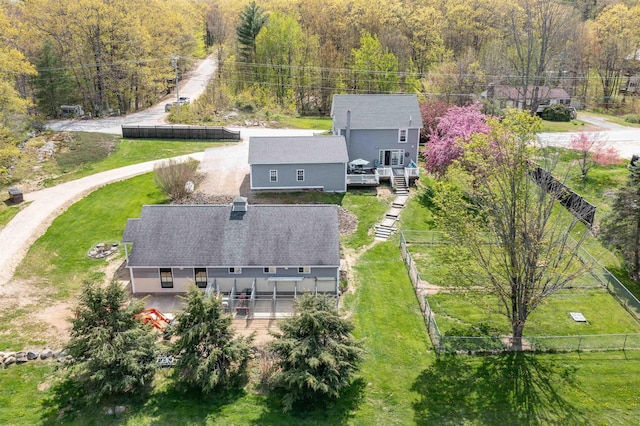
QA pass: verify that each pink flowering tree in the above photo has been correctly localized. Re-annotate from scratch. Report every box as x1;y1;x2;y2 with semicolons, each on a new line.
419;100;450;143
568;132;621;182
422;104;490;176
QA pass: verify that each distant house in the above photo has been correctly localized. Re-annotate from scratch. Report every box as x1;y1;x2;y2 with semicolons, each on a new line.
330;94;423;188
620;74;640;95
248;136;348;193
122;199;340;318
482;84;572;111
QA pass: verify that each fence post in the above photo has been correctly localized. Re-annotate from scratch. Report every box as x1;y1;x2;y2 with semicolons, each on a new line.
623;334;628;351
577;336;583;352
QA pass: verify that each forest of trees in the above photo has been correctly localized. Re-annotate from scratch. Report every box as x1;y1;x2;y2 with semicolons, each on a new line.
1;0;640;131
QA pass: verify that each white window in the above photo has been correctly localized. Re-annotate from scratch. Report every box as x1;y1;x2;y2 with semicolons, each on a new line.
398;128;408;143
229;267;242;274
298;266;311;274
296;169;305;182
269;170;278;182
263;267;276;274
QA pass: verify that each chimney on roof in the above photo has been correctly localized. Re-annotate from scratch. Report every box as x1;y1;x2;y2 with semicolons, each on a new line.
346;109;351;146
232;196;248;212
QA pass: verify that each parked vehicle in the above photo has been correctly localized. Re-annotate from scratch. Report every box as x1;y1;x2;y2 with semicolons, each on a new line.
178;96;190;105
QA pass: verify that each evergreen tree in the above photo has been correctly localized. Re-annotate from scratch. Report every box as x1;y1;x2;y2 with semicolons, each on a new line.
268;295;364;412
61;281;158;406
236;1;268;64
599;162;640;280
171;286;253;393
34;38;74;118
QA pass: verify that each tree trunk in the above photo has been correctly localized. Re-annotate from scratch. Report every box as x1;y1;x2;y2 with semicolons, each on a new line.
511;321;525;351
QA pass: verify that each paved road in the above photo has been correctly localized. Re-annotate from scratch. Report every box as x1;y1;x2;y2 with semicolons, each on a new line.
538;112;640;159
47;55;218;135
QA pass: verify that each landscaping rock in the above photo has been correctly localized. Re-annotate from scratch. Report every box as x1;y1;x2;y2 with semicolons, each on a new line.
27;351;39;360
4;356;16;368
16;354;28;364
4;351;16;358
115;406;126;416
40;349;54;360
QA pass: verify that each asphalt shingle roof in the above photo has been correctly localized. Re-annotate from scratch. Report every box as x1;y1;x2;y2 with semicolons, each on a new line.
331;94;423;130
248;136;348;165
123;204;340;267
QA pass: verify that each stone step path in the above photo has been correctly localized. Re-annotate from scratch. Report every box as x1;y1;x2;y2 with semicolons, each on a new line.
375;194;411;241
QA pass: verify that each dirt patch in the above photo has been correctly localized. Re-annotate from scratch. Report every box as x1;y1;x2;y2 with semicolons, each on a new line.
37;382;52;391
232;319;278;348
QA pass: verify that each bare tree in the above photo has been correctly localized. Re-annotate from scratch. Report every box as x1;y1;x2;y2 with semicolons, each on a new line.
434;109;591;350
504;0;578;113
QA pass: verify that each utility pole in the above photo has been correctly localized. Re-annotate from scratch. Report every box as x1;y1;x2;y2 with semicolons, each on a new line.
171;54;179;104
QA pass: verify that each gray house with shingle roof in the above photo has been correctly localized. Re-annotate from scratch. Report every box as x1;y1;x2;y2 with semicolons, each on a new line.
248;136;348;192
122;200;340;318
331;94;423;171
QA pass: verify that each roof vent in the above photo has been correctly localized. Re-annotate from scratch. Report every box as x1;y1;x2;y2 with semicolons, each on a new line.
232;196;248;212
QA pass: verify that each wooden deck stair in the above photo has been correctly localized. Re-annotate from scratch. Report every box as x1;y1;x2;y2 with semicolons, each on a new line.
394;176;409;196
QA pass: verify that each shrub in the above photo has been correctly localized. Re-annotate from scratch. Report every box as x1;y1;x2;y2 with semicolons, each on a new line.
624;114;640;124
540;104;572;122
154;158;201;201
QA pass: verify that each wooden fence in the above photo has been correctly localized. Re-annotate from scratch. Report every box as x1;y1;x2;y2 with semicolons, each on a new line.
121;125;241;141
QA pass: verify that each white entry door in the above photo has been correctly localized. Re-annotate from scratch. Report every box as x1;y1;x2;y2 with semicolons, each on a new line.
379;149;405;167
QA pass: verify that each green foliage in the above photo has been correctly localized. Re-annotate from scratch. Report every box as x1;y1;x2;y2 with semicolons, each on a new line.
624;113;640;124
351;32;399;94
236;1;268;64
0;126;20;179
171;286;253;394
34;38;75;118
154;157;201;201
268;295;364;412
57;281;158;407
599;162;640;280
540;104;572;122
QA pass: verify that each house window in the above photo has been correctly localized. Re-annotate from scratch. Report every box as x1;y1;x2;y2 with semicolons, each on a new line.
269;170;278;182
379;149;405;167
264;267;276;274
160;268;173;288
398;129;408;143
296;169;305;182
298;266;311;274
229;267;242;274
195;268;207;289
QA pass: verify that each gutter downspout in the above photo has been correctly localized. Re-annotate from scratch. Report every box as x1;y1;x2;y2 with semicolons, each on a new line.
346;109;351;148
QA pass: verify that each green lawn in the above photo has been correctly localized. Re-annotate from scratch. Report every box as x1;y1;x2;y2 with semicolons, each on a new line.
42;136;226;187
15;173;166;298
539;119;596;132
275;115;332;130
0;204;22;228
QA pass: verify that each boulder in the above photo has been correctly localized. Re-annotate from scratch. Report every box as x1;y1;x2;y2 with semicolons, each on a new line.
16;355;28;364
40;349;54;360
4;356;16;368
115;406;126;416
27;351;39;360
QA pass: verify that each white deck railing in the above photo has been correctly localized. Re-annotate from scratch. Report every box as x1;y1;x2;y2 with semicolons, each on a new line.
404;167;419;187
346;169;380;185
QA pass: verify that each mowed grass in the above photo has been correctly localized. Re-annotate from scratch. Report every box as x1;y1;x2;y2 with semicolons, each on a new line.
408;243;640;338
275;115;332;130
5;244;640;425
14;173;166;297
43;136;226;187
538;119;596;132
0;204;22;228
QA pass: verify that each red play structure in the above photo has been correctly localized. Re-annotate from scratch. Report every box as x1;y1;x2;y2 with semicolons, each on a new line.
136;308;172;330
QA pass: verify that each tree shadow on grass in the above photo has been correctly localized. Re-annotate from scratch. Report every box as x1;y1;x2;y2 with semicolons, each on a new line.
412;353;585;425
250;377;367;425
41;373;251;425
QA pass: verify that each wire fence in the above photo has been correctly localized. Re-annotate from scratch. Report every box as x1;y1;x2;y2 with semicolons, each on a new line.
400;230;640;354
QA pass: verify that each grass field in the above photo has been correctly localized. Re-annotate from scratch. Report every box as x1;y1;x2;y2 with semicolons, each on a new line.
538;119;596;132
0;204;22;228
407;242;640;341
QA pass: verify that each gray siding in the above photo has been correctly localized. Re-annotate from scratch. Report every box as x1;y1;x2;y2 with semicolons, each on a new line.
251;163;346;192
130;266;338;294
339;128;420;166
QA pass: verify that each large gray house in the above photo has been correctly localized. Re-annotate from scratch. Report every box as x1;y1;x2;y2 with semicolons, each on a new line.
248;136;348;192
122;199;340;318
331;94;423;187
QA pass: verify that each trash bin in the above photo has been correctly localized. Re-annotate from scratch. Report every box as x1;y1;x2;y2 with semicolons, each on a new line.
8;188;23;203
